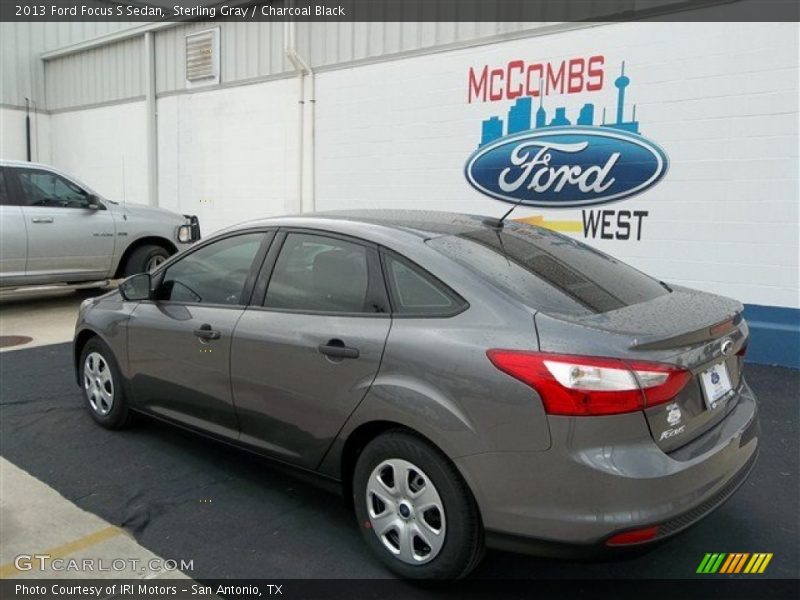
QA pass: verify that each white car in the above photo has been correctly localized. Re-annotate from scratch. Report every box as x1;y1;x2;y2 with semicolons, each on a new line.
0;160;199;288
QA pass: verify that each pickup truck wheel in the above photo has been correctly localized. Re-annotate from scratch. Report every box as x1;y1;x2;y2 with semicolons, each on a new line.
124;244;170;276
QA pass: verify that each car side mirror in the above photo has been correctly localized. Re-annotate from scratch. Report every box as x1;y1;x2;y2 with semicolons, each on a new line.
86;194;103;210
119;273;152;301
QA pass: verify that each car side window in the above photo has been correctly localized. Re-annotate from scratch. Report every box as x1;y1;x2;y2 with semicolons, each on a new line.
15;169;93;209
0;169;8;206
264;233;371;313
382;252;464;316
157;233;265;306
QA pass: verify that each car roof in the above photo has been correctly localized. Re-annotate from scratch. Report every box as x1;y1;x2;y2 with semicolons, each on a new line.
0;159;54;169
229;209;497;239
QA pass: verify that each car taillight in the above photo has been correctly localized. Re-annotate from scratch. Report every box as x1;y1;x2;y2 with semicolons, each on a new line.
486;350;691;416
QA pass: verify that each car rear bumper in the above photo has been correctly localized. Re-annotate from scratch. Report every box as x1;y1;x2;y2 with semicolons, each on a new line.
455;380;759;549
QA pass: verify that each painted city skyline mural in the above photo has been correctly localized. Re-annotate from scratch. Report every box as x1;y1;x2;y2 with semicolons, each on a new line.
465;60;669;209
479;62;641;148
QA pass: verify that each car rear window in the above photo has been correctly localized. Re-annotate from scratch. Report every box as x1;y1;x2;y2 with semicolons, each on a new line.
427;224;669;316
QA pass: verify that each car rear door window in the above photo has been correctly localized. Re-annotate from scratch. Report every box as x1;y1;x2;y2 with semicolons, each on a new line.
264;233;373;313
15;169;93;208
428;224;669;316
382;252;464;316
158;233;265;305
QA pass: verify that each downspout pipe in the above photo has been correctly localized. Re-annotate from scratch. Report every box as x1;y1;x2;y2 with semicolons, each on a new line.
284;19;315;214
144;31;159;207
24;98;31;162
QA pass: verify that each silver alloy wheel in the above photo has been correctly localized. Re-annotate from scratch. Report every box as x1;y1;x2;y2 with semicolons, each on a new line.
146;254;166;271
366;458;446;565
83;351;114;416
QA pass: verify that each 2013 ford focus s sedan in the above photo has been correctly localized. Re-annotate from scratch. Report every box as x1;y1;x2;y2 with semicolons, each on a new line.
73;210;759;579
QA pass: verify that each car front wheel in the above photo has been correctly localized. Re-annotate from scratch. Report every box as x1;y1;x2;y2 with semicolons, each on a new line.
353;430;484;579
80;338;131;429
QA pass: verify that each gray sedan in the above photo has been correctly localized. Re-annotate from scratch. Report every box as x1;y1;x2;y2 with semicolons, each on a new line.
73;210;758;579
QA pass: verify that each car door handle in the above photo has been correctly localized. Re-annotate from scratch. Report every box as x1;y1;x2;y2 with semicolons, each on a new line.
31;217;53;223
194;324;221;341
318;339;359;359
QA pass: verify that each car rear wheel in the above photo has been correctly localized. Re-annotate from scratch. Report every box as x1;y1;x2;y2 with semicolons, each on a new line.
80;338;131;430
124;244;170;276
353;430;484;579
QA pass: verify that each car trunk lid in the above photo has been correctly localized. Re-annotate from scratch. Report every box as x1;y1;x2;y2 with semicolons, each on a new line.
426;223;748;452
535;286;748;452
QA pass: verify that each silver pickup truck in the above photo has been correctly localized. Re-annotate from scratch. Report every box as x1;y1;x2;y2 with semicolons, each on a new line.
0;160;200;289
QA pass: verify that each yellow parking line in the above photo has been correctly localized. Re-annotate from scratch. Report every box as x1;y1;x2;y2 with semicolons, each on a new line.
0;525;124;579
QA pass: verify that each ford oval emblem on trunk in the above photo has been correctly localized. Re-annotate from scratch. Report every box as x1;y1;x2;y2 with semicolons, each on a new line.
464;126;668;208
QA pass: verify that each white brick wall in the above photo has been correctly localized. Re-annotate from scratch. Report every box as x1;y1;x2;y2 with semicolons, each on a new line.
316;21;799;308
0;106;50;164
50;102;147;204
156;79;298;229
41;21;798;310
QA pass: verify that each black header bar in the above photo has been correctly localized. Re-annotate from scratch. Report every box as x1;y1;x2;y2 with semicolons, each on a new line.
1;0;799;23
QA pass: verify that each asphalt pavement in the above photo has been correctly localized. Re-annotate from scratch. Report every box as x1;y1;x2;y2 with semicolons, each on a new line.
0;342;797;580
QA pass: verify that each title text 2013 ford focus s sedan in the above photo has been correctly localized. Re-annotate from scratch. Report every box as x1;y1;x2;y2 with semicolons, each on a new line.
73;210;759;579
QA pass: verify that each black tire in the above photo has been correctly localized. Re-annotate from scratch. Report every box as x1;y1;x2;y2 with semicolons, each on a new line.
123;244;171;276
353;429;485;579
79;337;131;430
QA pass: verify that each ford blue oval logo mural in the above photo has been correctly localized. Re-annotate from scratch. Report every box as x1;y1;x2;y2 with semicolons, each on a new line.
465;126;668;208
465;61;669;208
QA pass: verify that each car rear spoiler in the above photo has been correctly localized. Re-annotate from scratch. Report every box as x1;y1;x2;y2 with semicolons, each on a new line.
630;312;743;351
538;287;744;352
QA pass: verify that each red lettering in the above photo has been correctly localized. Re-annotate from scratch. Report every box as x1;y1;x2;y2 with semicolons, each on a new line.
587;55;604;91
469;55;605;102
526;64;543;97
506;60;525;99
567;58;585;93
468;66;488;103
546;62;565;95
489;68;505;101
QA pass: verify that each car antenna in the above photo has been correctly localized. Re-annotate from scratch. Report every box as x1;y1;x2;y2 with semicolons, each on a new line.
482;196;527;229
